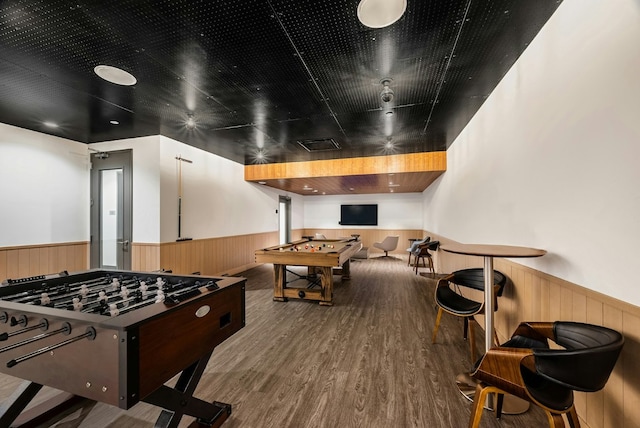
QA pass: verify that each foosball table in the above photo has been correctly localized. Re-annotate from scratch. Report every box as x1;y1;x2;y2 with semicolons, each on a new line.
0;269;246;428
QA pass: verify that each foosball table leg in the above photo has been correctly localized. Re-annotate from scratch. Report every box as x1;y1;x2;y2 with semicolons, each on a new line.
0;380;89;428
143;350;232;428
0;381;43;427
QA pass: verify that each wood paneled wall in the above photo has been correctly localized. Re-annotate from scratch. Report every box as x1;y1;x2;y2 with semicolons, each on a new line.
158;228;425;279
159;231;284;276
0;242;89;282
303;228;424;255
0;232;297;281
427;231;640;428
131;243;161;272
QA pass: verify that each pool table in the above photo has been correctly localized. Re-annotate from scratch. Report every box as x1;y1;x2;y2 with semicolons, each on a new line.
255;237;363;305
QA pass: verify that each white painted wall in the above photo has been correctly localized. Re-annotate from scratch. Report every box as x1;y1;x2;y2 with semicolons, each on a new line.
0;124;89;246
423;0;640;305
89;136;161;243
304;193;422;229
158;136;303;242
91;136;304;243
1;128;303;249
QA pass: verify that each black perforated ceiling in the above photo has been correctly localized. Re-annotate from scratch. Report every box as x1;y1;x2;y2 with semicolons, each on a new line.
0;0;562;164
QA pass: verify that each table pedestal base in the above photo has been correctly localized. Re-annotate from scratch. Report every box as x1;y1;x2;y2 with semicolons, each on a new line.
455;372;530;415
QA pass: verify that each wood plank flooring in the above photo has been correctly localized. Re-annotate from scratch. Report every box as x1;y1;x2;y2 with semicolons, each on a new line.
0;256;547;427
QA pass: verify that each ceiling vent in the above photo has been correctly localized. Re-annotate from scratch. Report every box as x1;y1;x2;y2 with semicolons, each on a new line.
296;138;341;152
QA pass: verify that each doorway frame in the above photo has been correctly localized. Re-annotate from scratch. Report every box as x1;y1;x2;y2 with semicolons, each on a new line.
278;195;291;244
89;149;133;270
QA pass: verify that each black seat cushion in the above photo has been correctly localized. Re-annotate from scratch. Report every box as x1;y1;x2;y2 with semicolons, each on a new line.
435;286;481;315
520;366;574;411
502;334;573;410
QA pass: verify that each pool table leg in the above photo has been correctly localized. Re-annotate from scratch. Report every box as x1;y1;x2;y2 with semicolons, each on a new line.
273;264;287;302
319;267;333;306
341;259;351;280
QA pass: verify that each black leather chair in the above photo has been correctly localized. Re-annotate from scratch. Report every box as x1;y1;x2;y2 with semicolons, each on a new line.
413;240;439;275
469;321;624;428
431;268;506;362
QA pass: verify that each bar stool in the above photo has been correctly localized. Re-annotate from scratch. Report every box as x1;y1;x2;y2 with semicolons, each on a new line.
407;237;430;266
431;268;506;362
414;240;439;275
469;321;624;428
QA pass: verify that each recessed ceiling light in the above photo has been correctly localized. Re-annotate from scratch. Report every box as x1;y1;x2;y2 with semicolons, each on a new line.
110;120;119;125
357;0;407;28
94;65;137;86
258;181;267;185
185;115;196;129
43;121;58;128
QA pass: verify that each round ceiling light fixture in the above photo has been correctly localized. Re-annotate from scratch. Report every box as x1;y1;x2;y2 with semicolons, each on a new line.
94;65;137;86
357;0;407;28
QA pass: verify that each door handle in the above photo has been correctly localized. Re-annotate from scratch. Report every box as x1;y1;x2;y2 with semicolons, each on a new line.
118;240;130;251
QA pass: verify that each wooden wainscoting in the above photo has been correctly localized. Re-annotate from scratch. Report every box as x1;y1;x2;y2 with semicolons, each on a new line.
426;231;640;428
303;229;424;256
160;231;281;276
131;243;161;272
0;242;89;282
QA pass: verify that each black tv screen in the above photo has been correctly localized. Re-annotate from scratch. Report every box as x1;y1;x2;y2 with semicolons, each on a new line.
340;204;378;226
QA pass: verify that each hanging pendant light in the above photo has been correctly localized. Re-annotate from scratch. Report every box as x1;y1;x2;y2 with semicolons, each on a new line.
357;0;407;28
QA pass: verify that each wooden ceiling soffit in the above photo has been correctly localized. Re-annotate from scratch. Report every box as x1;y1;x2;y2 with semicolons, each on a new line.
244;152;447;195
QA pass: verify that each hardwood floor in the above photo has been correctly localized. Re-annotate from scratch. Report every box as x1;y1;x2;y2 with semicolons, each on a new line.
0;256;547;427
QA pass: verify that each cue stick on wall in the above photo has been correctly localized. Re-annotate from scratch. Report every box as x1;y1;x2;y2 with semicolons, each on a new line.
175;156;193;241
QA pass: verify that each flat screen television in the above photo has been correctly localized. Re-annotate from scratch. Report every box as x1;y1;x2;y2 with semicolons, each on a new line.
340;204;378;226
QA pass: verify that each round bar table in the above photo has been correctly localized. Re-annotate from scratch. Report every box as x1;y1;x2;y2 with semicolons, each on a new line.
440;243;546;413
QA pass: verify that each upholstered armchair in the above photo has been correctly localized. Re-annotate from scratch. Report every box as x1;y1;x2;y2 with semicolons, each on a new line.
372;235;399;257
